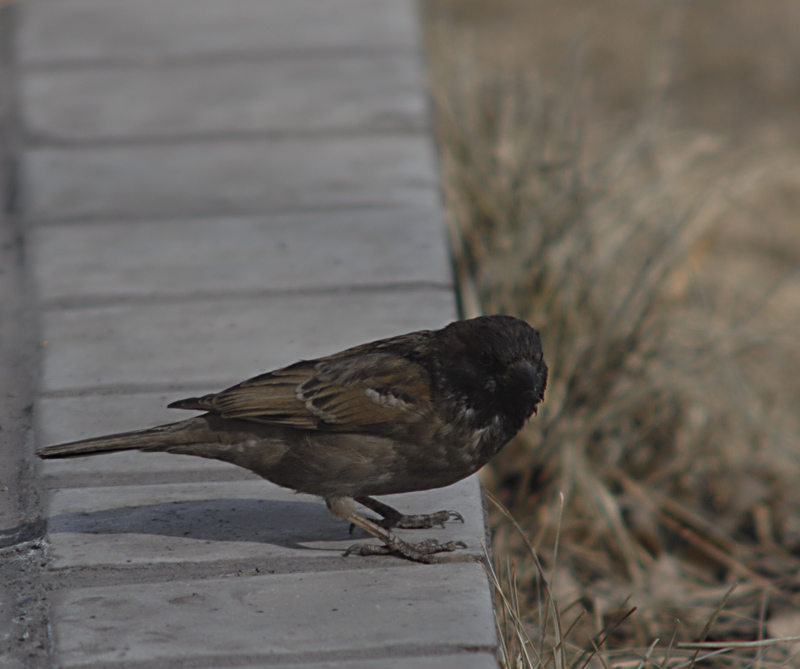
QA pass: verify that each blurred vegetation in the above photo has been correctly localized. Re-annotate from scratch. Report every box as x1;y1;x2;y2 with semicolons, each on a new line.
424;1;800;666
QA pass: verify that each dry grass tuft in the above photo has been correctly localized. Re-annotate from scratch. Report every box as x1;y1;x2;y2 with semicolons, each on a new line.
486;493;800;668
425;5;800;666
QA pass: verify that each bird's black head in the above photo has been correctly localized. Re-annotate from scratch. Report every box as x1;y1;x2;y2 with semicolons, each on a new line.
431;315;548;432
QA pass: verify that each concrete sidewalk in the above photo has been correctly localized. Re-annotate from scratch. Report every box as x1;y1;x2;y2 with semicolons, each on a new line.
1;0;500;666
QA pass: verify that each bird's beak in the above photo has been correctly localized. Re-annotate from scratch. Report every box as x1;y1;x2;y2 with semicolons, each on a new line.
512;359;546;417
515;359;541;389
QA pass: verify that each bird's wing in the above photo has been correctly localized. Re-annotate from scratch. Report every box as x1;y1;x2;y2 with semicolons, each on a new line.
168;348;432;431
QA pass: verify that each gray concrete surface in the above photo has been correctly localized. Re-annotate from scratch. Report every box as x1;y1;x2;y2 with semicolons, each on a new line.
23;55;426;140
0;0;501;667
18;0;420;63
45;478;488;570
39;291;455;392
23;137;440;220
51;564;495;665
32;208;449;302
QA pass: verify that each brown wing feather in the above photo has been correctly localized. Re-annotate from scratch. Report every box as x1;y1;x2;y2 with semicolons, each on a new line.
210;366;317;427
169;347;432;431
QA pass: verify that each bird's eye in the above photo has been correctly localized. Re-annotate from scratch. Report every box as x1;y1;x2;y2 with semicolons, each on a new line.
479;349;493;367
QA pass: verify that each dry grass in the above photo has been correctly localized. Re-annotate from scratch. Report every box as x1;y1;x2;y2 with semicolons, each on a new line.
486;492;800;668
424;2;800;666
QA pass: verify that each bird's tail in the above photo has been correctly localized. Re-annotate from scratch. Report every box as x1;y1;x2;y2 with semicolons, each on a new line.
36;419;200;460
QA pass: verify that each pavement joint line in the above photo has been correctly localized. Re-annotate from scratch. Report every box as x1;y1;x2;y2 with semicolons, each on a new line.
38;555;425;590
37;281;454;312
24;124;431;148
38;645;498;669
20;193;442;226
21;45;420;72
26;200;439;228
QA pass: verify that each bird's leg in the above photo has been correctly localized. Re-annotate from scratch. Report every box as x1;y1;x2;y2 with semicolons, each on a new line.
327;496;468;564
343;510;469;564
354;496;464;530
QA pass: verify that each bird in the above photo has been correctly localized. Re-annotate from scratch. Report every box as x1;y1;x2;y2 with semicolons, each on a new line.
37;314;547;563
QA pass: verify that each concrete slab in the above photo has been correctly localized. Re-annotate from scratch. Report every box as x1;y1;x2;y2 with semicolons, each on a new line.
23;136;439;220
50;562;496;665
38;391;219;448
40;450;251;487
14;0;501;663
37;391;245;482
40;290;455;393
32;207;450;303
20;0;420;65
23;55;426;140
45;477;487;568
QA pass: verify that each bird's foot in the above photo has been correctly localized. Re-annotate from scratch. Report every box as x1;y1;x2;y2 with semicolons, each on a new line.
354;496;464;530
344;537;469;564
344;504;471;563
379;509;464;530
